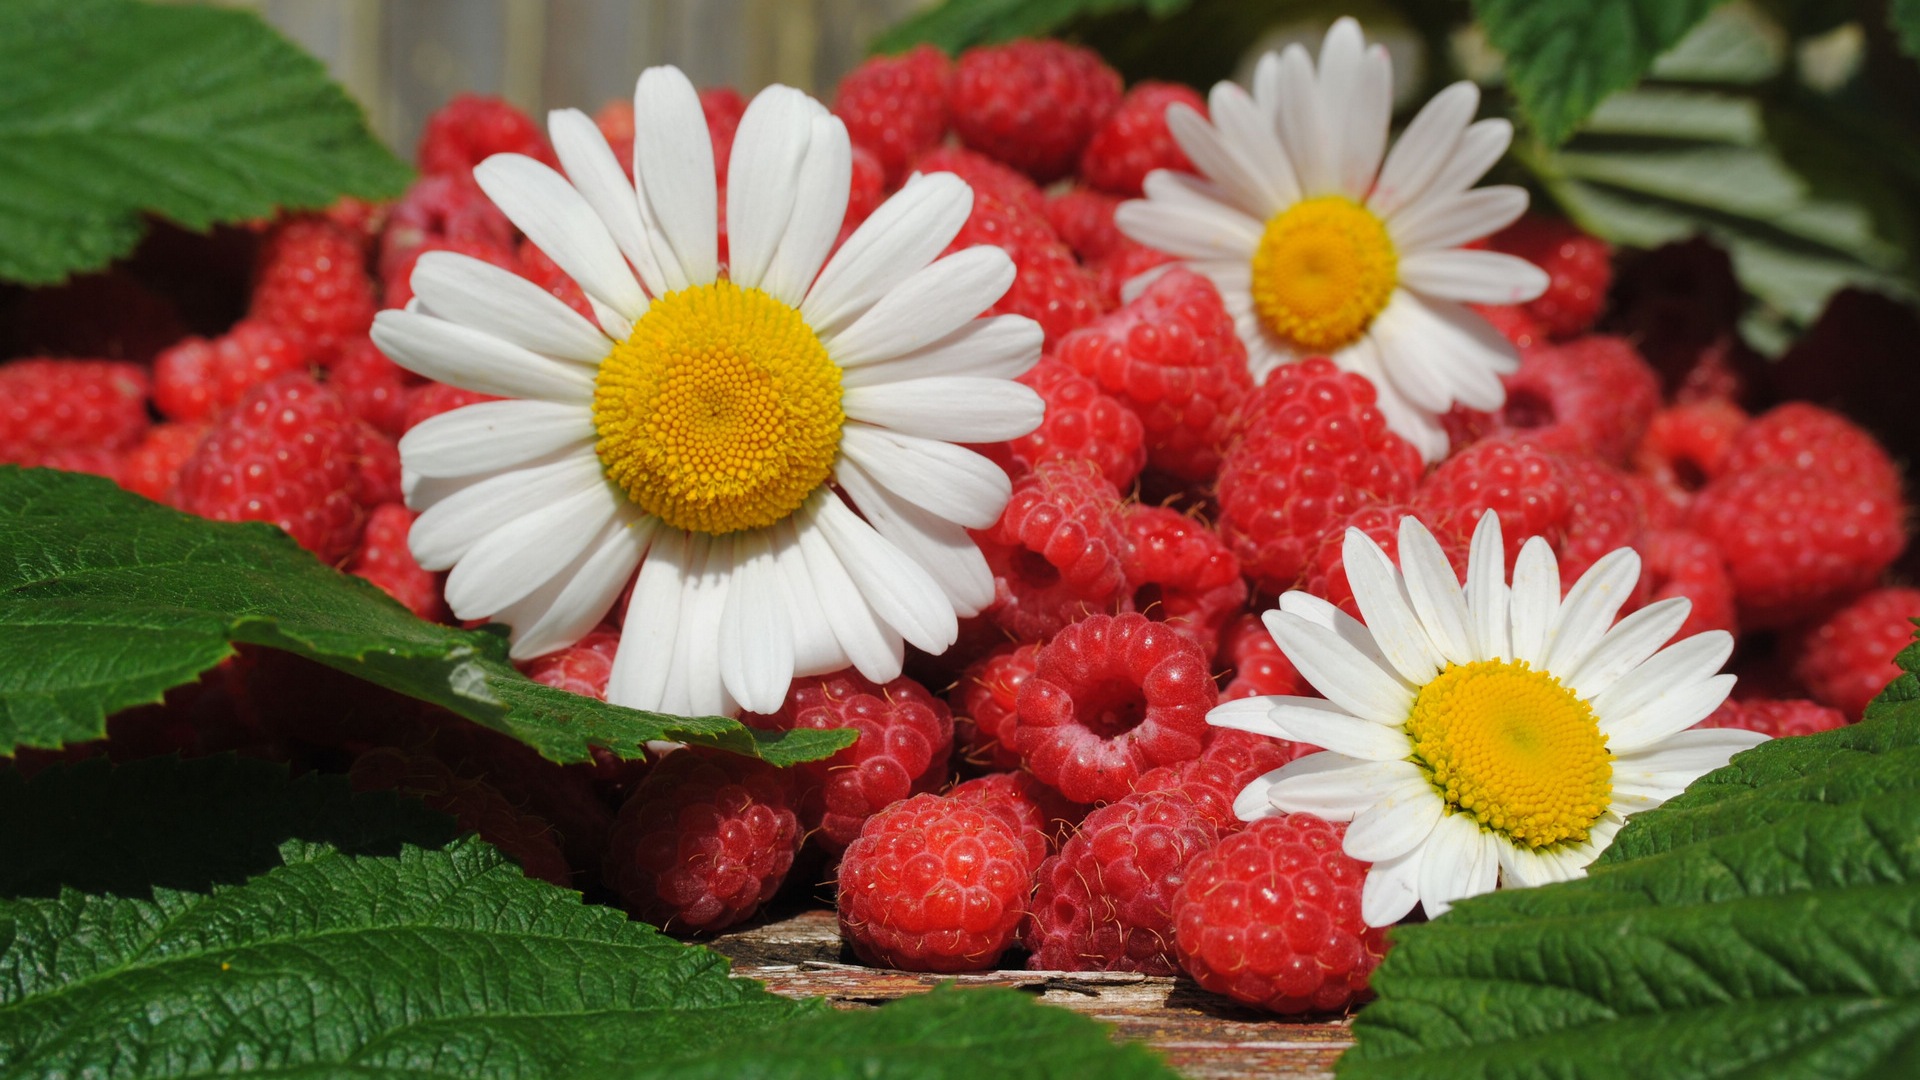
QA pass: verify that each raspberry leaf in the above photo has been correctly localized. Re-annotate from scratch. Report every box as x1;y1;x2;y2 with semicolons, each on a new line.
1894;0;1920;64
0;0;409;286
1339;636;1920;1079
0;466;852;766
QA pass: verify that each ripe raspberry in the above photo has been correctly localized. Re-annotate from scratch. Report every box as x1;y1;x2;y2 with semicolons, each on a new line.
1218;613;1308;702
1054;268;1253;482
120;422;207;504
1025;789;1219;973
975;459;1131;640
1697;697;1848;739
1484;215;1612;339
1015;612;1216;804
0;359;149;469
153;320;308;423
1079;81;1205;196
1129;729;1302;834
517;237;597;322
1091;241;1177;311
1486;336;1660;464
381;236;520;311
844;144;887;235
943;184;1101;347
329;335;414;437
1173;815;1387;1013
1122;504;1247;656
350;747;571;886
1302;504;1469;619
347;503;448;621
998;357;1146;490
954;642;1041;771
700;87;748;185
837;792;1032;971
418;721;614;878
1688;468;1905;629
1217;357;1423;594
417;93;554;176
946;771;1065;872
1788;587;1920;719
1556;453;1647;584
519;626;620;698
744;671;955;851
1639;528;1737;641
402;382;502;432
1045;187;1127;262
914;145;1047;217
1470;302;1547;350
950;39;1122;183
1720;402;1902;503
349;423;403;509
1414;436;1573;570
173;373;366;562
833;45;951;186
249;217;376;365
1633;399;1749;521
378;174;515;286
34;446;127;484
605;748;801;934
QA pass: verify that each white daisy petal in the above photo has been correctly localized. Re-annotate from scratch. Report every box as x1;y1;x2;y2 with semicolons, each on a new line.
632;65;719;287
1252;50;1284;124
1367;82;1478;219
1276;591;1406;686
1601;673;1737;754
827;246;1017;367
804;172;972;337
1206;696;1285;739
372;311;596;404
674;534;733;719
608;527;692;712
502;513;651;660
1261;610;1417;727
443;475;621;617
1507;537;1561;667
843;376;1042;443
409;451;605;571
760;114;853;307
546;108;668;298
809;494;958;655
1399;516;1473;665
1418;811;1485;917
410;251;613;364
1201;84;1299;211
1497;840;1572;888
1567;597;1691;701
1424;118;1514;203
771;518;848;677
718;528;795;715
1114;190;1265;261
839;315;1043;388
399;399;597;479
834;457;994;616
1345;781;1446;862
1370;291;1519;410
837;423;1010;529
724;84;821;292
1593;630;1736;749
1365;297;1462;414
472;154;649;321
1361;846;1425;927
1341;46;1394;196
1343;527;1443;685
1612;728;1766;807
1400;250;1549;305
1389;185;1531;255
1274;43;1335;195
1258;698;1409;759
1234;765;1290;822
1338;336;1452;462
1464;511;1509;662
793;507;906;684
1543;548;1642;675
1262;754;1426;820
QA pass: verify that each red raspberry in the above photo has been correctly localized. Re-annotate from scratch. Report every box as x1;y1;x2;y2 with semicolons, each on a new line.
744;670;955;851
34;446;126;484
942;184;1100;347
997;357;1146;491
1025;789;1219;973
1202;725;1314;778
1639;528;1737;641
0;358;150;466
1218;613;1308;702
350;747;571;886
346;503;447;621
950;39;1122;183
1129;732;1298;834
1045;187;1127;262
1302;503;1469;619
381;235;520;311
605;748;801;934
328;335;414;437
519;626;621;699
173;373;367;562
402;382;502;432
1697;697;1848;739
417;722;614;878
837;792;1032;971
975;458;1131;640
1484;215;1612;339
1486;336;1660;464
914;145;1047;217
1091;241;1177;311
954;642;1041;771
378;174;515;286
1688;468;1905;629
349;423;403;509
1788;587;1920;719
417;92;554;176
1015;612;1216;804
1054;267;1253;482
844;144;887;236
1470;303;1547;350
1633;399;1750;522
833;45;952;186
249;217;376;365
1172;815;1386;1013
1122;504;1247;655
121;422;207;504
1556;453;1647;584
1414;436;1573;570
1720;402;1902;503
592;99;637;176
153;320;308;423
700;86;748;184
1079;81;1205;196
516;238;597;322
1217;358;1424;594
946;770;1076;873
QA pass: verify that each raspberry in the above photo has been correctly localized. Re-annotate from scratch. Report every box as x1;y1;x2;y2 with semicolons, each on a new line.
1054;268;1253;482
381;236;520;311
744;671;955;851
1129;729;1300;833
1122;504;1247;656
249;217;376;365
6;270;187;365
1484;215;1612;339
1091;241;1177;311
1639;528;1737;641
0;359;150;464
1788;587;1920;719
1688;468;1905;629
1045;187;1127;262
1218;613;1308;702
998;357;1146;490
913;145;1047;217
520;626;621;699
1172;815;1387;1013
120;422;207;504
605;748;801;934
1720;402;1902;503
950;39;1122;183
153;320;309;423
329;335;414;437
417;722;614;877
1025;789;1218;973
34;446;126;484
833;45;952;186
417;93;554;176
837;793;1033;971
1470;303;1547;351
1079;81;1205;196
1556;454;1647;584
942;183;1100;347
592;99;637;175
976;459;1131;640
1697;697;1849;739
1015;612;1216;804
845;144;887;235
516;238;597;322
378;174;515;286
402;382;502;432
347;504;448;621
1302;504;1468;619
1486;336;1660;464
1217;357;1423;594
349;423;403;509
174;373;367;562
954;642;1041;771
349;747;571;886
946;770;1073;873
700;87;748;185
1414;436;1573;570
1633;399;1750;521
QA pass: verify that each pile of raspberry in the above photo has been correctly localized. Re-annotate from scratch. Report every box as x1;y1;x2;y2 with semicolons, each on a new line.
7;38;1910;1019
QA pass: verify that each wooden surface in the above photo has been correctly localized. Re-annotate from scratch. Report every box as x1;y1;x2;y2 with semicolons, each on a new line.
709;910;1352;1079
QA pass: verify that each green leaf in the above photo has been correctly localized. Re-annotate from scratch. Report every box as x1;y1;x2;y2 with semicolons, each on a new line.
1893;0;1920;63
869;0;1190;55
1338;640;1920;1080
0;466;851;766
1473;0;1728;145
0;0;410;286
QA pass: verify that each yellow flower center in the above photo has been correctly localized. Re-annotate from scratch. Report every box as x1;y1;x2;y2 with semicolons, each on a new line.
1249;195;1398;353
591;281;843;535
1404;659;1614;851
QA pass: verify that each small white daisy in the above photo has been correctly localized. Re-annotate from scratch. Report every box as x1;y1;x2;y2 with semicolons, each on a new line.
1211;512;1767;926
1115;17;1548;461
373;66;1044;718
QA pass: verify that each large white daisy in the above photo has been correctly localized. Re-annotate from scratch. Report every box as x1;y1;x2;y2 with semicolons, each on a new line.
373;66;1044;719
1115;17;1548;461
1211;512;1767;926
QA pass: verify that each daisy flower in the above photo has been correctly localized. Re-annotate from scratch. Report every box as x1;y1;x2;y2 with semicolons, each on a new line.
372;66;1044;718
1211;512;1767;926
1115;17;1548;461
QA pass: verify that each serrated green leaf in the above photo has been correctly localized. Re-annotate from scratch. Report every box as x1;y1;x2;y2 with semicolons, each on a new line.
1338;636;1920;1080
0;466;852;767
870;0;1190;54
1892;0;1920;63
1473;0;1728;145
0;0;411;286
